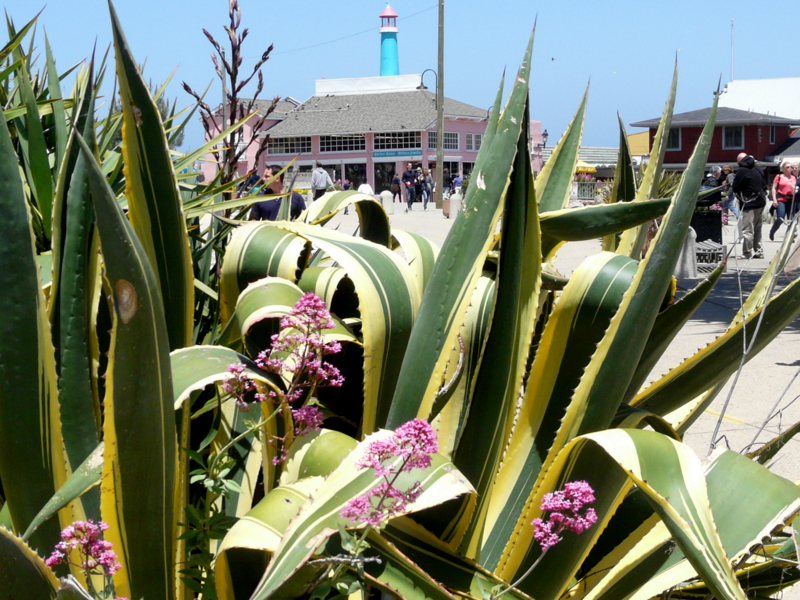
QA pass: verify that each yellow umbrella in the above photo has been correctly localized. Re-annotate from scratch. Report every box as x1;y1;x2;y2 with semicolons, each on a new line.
575;160;596;173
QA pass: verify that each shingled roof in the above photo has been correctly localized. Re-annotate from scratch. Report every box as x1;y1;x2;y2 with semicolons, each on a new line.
212;97;301;119
630;106;798;128
263;89;488;137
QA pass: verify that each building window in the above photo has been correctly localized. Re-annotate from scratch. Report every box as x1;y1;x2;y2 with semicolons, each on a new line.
268;136;311;155
466;133;482;152
319;134;366;153
428;131;437;150
374;131;421;150
770;125;776;145
443;132;459;151
666;128;681;151
463;162;475;176
722;126;744;150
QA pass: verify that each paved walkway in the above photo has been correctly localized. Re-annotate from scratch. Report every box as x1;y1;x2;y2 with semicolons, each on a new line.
331;201;800;475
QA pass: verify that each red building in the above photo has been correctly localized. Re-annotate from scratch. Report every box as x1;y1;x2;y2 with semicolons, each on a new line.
631;107;797;170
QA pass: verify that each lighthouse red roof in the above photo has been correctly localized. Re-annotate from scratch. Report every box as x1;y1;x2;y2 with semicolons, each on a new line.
380;4;398;18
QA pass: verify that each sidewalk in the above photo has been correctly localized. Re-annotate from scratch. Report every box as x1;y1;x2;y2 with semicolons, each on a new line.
330;203;800;480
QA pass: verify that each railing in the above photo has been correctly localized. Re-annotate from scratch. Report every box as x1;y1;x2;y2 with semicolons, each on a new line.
574;181;606;203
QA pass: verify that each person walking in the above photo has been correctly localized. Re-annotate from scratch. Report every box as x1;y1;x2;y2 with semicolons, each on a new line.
402;162;417;212
721;164;739;219
251;164;306;221
311;162;333;200
769;160;798;240
391;173;402;203
421;167;433;210
732;153;767;259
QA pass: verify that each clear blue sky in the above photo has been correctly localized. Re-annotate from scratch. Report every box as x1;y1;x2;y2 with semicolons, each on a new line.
11;0;796;151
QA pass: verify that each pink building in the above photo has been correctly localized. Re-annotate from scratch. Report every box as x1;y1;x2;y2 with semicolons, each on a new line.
202;3;545;191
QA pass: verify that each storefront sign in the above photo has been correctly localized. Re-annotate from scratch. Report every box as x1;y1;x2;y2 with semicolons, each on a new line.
372;150;422;158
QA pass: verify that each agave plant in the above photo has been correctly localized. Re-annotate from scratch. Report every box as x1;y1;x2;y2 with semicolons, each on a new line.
2;8;800;600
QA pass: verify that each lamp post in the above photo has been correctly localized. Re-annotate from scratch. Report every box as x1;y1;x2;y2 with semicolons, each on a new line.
418;67;444;210
532;129;549;173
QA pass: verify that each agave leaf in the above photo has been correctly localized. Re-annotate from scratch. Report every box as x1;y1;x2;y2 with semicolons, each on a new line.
573;450;800;600
624;262;724;401
617;62;678;258
392;229;440;298
296;267;360;320
109;1;194;351
50;66;102;527
602;115;637;253
496;93;718;579
432;275;496;458
215;478;325;600
535;88;588;214
14;56;55;239
500;430;747;600
380;517;534;600
454;96;542;558
279;429;358;486
540;198;670;258
270;221;419;434
386;29;535;429
0;106;64;553
0;527;59;598
609;404;681;440
23;443;104;543
303;190;391;247
76;129;176;600
248;430;475;600
219;223;311;327
483;252;637;568
44;34;67;177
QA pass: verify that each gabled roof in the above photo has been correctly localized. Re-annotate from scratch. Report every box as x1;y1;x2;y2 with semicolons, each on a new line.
630;106;798;128
720;78;800;121
264;90;488;137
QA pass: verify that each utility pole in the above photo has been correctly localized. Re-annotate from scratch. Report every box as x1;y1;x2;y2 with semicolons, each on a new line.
435;0;445;209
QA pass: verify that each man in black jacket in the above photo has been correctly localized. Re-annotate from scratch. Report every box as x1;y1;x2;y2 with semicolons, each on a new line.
732;153;766;259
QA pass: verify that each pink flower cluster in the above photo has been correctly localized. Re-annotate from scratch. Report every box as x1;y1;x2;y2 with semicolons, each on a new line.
532;480;597;551
256;292;344;403
45;520;121;575
340;419;439;527
292;405;324;437
220;362;258;411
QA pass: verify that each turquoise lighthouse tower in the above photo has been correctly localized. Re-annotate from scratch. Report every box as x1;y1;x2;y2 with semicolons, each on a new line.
379;4;400;76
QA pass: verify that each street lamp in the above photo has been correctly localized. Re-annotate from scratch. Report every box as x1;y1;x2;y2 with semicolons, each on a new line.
538;129;549;148
418;69;445;210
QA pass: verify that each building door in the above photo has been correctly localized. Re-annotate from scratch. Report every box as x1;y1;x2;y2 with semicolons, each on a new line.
374;162;395;193
345;164;367;188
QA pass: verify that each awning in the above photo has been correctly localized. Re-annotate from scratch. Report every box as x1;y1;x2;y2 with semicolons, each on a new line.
576;160;596;173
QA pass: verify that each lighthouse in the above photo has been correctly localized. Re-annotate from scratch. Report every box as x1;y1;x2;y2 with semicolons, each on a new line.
379;4;400;76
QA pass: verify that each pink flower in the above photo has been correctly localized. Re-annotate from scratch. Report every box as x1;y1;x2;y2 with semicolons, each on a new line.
45;520;121;576
341;420;438;527
532;480;597;552
292;405;324;437
220;363;260;411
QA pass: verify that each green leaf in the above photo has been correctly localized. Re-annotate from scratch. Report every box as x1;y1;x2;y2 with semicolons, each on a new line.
0;527;59;598
304;191;391;247
0;104;63;554
249;430;474;600
387;29;535;429
271;222;419;433
23;444;104;543
616;62;677;258
455;96;542;557
391;230;440;298
110;1;194;351
535;88;588;214
540;198;670;258
75;124;176;600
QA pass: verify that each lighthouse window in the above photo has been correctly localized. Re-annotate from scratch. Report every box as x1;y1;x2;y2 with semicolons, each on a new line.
320;134;366;153
443;132;459;151
268;136;311;155
373;131;421;150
